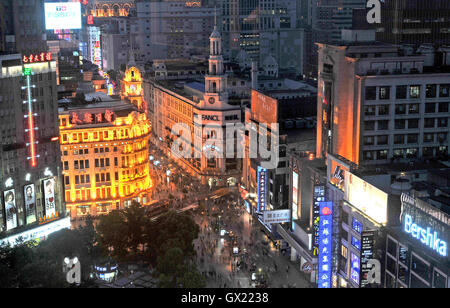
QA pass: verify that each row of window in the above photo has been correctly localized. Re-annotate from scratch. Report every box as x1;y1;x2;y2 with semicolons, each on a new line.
363;146;448;160
365;118;448;130
364;102;448;116
363;133;448;145
365;84;450;100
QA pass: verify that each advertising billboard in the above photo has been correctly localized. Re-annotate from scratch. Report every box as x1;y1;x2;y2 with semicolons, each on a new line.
257;166;267;213
350;252;360;285
327;154;349;192
360;231;376;287
44;2;82;30
263;209;290;224
43;178;56;218
24;184;37;225
88;26;102;68
312;184;325;256
251;90;278;128
3;189;17;230
318;201;333;288
344;171;388;225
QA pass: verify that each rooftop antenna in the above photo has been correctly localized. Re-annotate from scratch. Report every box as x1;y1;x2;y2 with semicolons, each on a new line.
214;6;217;29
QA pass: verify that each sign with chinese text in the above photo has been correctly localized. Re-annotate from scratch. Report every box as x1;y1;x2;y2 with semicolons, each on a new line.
70;110;115;125
312;184;325;256
257;166;267;213
360;230;376;287
23;52;52;64
263;209;290;224
318;201;333;288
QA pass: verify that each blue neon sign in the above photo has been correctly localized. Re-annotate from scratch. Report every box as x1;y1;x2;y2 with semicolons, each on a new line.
404;214;447;257
257;166;267;213
350;252;360;285
318;201;333;288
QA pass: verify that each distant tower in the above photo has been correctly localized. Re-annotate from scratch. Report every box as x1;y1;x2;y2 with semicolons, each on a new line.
203;13;228;108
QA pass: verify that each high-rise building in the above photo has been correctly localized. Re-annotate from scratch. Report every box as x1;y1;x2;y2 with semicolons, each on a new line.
0;53;68;244
377;0;450;46
135;0;215;63
0;0;47;54
316;40;450;165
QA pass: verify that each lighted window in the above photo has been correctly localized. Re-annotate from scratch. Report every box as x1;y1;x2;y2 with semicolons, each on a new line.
409;85;420;99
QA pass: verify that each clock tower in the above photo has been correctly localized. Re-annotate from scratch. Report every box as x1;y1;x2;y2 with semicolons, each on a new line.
203;24;228;109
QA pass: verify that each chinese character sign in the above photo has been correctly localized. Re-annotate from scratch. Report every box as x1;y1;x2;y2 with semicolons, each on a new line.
312;185;325;256
318;201;333;288
257;166;267;213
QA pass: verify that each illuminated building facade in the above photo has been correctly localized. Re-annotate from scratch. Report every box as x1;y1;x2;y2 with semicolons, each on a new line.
144;26;242;187
121;65;144;112
59;94;152;219
0;53;67;243
316;41;450;165
85;0;134;18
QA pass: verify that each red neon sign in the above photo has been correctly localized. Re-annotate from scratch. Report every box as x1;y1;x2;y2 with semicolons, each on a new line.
23;52;52;64
28;111;36;167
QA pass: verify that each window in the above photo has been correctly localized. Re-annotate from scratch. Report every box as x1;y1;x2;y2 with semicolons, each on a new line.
341;211;349;225
423;147;435;157
396;85;407;99
352;218;362;234
433;270;447;288
411;254;430;282
423;133;434;143
398;266;409;285
341;228;349;242
399;245;408;266
395;104;406;114
438;102;448;113
438;117;448;128
351;236;361;250
75;175;80;184
395;119;406;129
378;120;389;130
377;135;388;145
341;244;348;258
385;273;396;288
408;104;419;114
365;86;377;100
425;103;436;113
379;86;390;100
364;121;375;131
406;148;418;158
409;85;420;98
407;134;418;144
64;161;69;170
363;136;374;145
394;135;405;144
364;106;375;116
426;84;437;98
439;84;450;97
408;119;419;129
378;105;389;115
363;151;374;160
377;149;388;159
424;118;435;128
387;237;397;257
438;132;447;143
65;176;70;185
393;149;404;158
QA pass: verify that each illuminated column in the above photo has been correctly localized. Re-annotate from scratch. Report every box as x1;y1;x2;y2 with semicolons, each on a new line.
22;67;39;167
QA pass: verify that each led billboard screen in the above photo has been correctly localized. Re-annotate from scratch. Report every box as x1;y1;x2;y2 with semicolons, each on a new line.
44;2;82;30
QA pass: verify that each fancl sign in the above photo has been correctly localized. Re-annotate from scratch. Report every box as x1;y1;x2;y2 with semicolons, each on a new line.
404;214;447;257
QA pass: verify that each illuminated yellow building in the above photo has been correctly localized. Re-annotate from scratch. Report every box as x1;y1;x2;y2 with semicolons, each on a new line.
121;66;145;112
86;1;134;18
59;93;152;219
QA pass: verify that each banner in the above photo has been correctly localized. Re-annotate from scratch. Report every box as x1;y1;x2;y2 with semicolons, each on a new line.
4;189;17;230
43;178;56;218
24;184;37;225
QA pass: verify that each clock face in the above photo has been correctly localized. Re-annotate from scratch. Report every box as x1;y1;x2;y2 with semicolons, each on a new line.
208;97;215;104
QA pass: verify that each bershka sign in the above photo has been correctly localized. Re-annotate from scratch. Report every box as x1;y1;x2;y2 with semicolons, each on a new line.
404;214;447;257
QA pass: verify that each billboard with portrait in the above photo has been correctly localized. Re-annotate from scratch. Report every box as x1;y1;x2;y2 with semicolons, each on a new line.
44;2;82;30
24;184;37;225
3;189;17;230
43;178;56;218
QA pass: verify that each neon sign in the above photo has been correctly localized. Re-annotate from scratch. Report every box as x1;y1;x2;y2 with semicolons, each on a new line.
257;166;267;213
404;214;447;257
23;52;52;64
318;201;333;288
23;68;39;167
